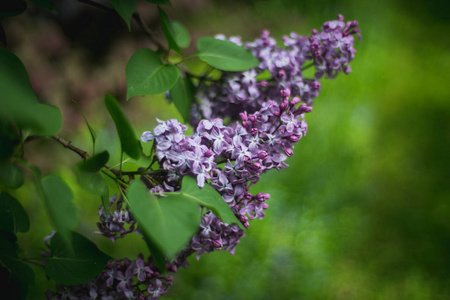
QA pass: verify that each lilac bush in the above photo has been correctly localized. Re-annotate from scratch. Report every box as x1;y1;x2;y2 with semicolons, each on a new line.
45;15;360;300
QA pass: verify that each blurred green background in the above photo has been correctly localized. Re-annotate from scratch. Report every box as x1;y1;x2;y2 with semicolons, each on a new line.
5;0;450;299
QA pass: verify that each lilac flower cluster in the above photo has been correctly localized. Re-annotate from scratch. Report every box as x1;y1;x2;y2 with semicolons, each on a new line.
142;89;311;259
95;195;136;242
60;89;312;300
48;15;359;299
194;14;360;121
46;255;174;300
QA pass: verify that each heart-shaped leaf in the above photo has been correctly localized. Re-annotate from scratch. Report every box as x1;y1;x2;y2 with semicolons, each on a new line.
126;49;179;99
197;37;259;71
45;231;111;285
105;94;141;160
127;180;201;261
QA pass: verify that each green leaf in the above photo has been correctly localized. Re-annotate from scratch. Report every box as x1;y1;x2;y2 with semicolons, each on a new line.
176;176;245;230
75;151;109;203
105;94;141;160
0;257;35;286
109;0;138;31
0;49;62;136
76;169;109;197
197;37;260;71
169;76;195;122
40;175;78;247
0;232;35;286
77;151;109;173
126;49;179;99
0;192;30;233
127;180;201;261
172;21;190;48
145;0;172;6
158;7;182;55
0;161;24;189
45;231;111;285
0;120;20;160
73;100;97;154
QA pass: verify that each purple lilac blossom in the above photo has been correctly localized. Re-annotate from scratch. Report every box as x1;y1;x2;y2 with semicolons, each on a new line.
193;14;360;122
46;256;174;300
141;89;311;261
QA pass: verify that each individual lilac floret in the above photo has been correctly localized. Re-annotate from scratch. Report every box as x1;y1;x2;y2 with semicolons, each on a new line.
192;14;359;122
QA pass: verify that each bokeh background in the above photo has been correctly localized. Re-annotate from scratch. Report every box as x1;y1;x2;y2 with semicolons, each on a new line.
3;0;450;299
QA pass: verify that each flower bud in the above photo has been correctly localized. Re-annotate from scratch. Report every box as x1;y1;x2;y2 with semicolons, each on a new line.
239;111;248;121
291;97;301;105
280;89;291;98
283;147;293;157
258;151;268;159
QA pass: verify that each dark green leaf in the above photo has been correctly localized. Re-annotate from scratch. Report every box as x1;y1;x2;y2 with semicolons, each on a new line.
127;180;201;261
0;257;34;286
0;49;62;136
0;120;20;160
0;161;24;189
45;231;111;285
28;0;54;10
0;192;30;233
0;232;34;286
145;0;171;6
105;94;141;160
0;1;27;17
73;100;97;153
197;37;260;71
170;76;195;122
158;7;182;55
77;151;109;173
126;49;179;99
40;175;78;247
172;21;190;48
176;176;245;230
109;0;138;31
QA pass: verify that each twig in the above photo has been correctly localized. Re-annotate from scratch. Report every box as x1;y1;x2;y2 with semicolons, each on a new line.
51;136;90;160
